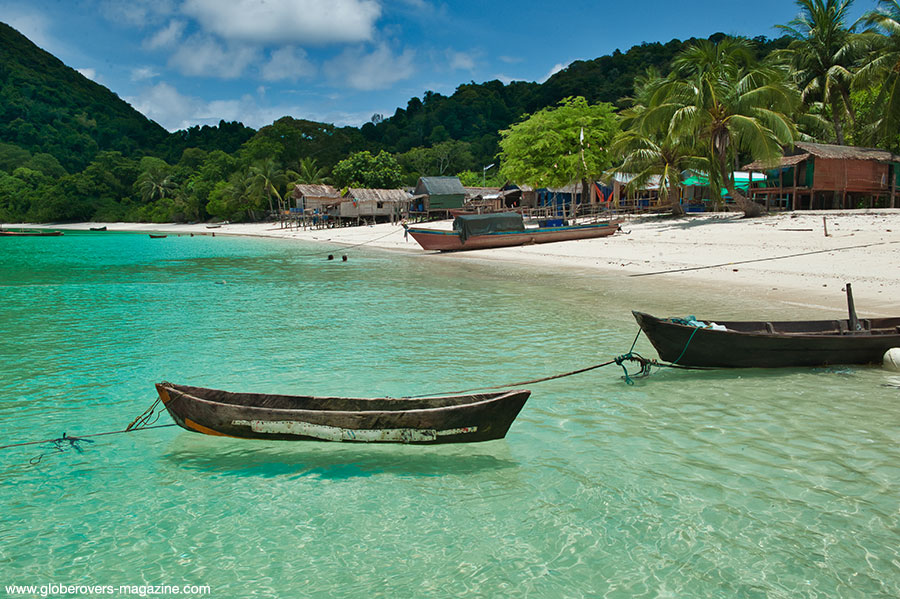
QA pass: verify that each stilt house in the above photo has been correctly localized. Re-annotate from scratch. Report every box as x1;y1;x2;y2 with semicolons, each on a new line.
744;142;900;210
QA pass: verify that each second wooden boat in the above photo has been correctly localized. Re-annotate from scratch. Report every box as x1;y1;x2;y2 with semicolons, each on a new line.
634;285;900;368
149;234;167;239
155;382;531;444
408;212;621;252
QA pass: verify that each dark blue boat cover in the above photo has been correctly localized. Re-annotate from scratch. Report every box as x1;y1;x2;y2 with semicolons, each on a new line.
453;212;524;242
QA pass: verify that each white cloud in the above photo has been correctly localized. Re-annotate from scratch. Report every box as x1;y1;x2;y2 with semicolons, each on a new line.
144;20;186;50
99;0;177;26
499;55;523;64
539;62;570;83
76;68;98;82
325;43;415;90
168;35;260;78
130;67;159;81
0;5;55;51
260;47;316;81
126;81;313;131
448;51;475;71
181;0;381;45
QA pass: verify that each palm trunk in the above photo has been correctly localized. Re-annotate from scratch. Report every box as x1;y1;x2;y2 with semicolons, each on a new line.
667;184;685;217
832;99;845;146
716;140;763;218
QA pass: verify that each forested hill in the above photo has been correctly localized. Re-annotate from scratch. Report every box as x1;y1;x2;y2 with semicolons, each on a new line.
358;34;789;159
0;22;171;173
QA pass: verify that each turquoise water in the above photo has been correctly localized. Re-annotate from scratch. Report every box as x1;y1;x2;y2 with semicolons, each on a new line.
1;231;898;598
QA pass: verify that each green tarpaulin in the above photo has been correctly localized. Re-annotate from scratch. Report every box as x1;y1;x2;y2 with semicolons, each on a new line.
453;212;524;242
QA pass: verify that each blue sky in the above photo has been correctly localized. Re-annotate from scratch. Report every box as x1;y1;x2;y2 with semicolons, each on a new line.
1;0;874;132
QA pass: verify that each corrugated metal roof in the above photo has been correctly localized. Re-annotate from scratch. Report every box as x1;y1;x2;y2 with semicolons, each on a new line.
416;176;466;196
293;184;341;198
344;188;411;202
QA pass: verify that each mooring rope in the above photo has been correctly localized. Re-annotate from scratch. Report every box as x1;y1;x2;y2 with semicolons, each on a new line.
630;239;900;278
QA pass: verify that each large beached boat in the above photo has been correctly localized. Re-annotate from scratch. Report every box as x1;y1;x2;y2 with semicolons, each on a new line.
407;212;621;252
155;382;531;444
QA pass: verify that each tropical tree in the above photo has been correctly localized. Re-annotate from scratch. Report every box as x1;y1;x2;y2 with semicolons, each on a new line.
292;156;329;184
249;158;287;215
855;0;900;147
136;160;177;204
332;150;402;188
645;38;799;217
499;96;619;217
611;131;706;216
777;0;861;145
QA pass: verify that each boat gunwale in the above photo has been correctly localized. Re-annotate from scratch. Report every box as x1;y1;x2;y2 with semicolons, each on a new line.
632;310;900;339
158;383;530;418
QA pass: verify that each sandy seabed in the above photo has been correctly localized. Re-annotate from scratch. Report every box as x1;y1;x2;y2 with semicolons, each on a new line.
11;209;899;317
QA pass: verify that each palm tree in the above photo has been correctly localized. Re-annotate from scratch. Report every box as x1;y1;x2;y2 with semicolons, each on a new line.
611;131;706;217
137;167;176;203
855;0;900;147
292;156;329;184
249;158;287;216
645;38;799;217
776;0;861;145
616;68;706;216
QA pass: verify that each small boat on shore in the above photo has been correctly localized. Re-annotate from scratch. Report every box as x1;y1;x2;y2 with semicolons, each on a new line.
633;286;900;367
149;234;167;239
155;382;531;444
0;229;63;237
89;226;107;231
408;212;621;252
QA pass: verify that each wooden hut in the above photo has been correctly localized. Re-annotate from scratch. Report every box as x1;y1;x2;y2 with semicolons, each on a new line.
414;177;466;214
292;184;343;214
340;188;411;223
744;142;900;210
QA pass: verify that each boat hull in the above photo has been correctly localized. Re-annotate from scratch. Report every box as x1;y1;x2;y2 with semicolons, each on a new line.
0;230;63;236
155;383;530;444
408;221;620;251
633;311;900;368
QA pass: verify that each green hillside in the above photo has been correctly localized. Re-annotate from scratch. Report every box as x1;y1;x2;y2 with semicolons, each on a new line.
0;22;172;173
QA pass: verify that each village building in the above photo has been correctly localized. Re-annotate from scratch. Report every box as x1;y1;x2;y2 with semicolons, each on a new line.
339;188;411;224
744;142;900;210
413;176;467;215
291;184;343;215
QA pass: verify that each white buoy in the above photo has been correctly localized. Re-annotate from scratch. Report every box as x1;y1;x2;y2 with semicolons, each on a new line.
883;348;900;372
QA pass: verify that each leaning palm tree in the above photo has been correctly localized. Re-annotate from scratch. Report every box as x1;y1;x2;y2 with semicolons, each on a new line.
855;0;900;147
645;38;799;217
249;158;287;215
776;0;862;145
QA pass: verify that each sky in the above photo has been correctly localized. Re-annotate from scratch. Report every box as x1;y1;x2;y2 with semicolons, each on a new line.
1;0;875;132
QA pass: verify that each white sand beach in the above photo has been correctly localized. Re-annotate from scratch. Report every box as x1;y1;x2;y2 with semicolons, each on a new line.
15;209;899;315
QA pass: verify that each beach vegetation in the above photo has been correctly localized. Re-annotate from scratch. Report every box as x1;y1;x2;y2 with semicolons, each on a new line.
776;0;863;145
499;97;619;192
854;0;900;150
639;39;799;217
332;151;403;189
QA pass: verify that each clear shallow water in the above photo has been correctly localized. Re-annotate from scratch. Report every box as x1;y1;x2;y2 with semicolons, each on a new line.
0;231;898;598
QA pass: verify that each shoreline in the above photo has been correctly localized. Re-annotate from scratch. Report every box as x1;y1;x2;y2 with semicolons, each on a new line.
8;209;899;316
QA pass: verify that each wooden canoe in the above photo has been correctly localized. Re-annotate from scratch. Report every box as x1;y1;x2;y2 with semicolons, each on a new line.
408;220;621;251
155;382;531;444
149;234;167;239
633;310;900;368
0;230;63;236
